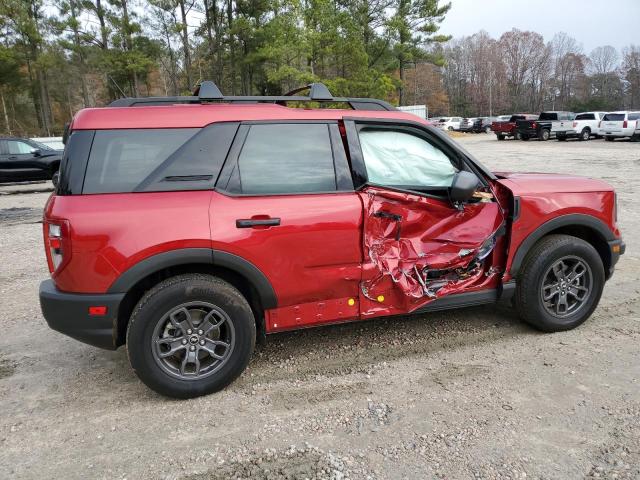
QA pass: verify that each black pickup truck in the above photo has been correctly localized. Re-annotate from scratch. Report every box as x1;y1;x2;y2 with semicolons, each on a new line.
0;137;62;184
515;111;575;141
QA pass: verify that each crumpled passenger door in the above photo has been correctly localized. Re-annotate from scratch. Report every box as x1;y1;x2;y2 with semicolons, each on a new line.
343;120;506;318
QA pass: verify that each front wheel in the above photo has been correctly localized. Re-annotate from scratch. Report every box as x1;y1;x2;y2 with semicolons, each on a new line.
127;274;256;398
539;129;550;141
514;235;604;332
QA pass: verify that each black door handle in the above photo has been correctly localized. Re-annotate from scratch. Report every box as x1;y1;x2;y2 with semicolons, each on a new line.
236;218;281;228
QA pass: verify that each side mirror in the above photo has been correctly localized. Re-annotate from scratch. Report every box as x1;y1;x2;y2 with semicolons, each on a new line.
450;170;480;204
31;148;41;157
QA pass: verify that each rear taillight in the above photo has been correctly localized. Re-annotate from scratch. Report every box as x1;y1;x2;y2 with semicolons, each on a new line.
45;221;70;274
532;122;537;129
623;120;628;128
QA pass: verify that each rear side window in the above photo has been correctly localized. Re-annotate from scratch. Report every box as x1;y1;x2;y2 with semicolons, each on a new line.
510;115;525;121
82;124;238;194
233;124;337;194
629;113;640;120
7;140;34;154
603;113;625;121
575;113;595;120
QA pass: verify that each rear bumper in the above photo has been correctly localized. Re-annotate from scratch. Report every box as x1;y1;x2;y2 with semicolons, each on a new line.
39;279;124;350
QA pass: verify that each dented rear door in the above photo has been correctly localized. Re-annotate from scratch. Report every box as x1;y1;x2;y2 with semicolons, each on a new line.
344;120;506;318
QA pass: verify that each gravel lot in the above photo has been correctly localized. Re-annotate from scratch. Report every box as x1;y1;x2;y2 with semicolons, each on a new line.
1;134;638;479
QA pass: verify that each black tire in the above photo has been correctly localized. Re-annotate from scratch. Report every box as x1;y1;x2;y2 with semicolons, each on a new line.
497;134;505;141
605;136;614;142
514;234;604;332
51;170;59;187
126;274;256;398
447;126;453;131
579;128;591;141
539;129;550;141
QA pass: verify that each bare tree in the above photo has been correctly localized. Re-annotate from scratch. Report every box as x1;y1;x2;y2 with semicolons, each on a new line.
622;45;640;109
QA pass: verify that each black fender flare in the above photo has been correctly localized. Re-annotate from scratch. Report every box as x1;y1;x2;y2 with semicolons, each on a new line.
107;248;277;309
509;214;615;277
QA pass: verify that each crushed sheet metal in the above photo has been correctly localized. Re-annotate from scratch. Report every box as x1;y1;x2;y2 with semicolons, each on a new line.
360;187;505;311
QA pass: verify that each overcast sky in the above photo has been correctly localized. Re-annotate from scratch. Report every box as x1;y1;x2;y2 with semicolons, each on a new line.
440;0;640;54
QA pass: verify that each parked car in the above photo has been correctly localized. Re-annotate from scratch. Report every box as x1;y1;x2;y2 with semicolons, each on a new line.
492;114;538;140
40;82;625;398
437;117;463;131
459;117;478;133
601;112;640;141
516;111;575;141
472;117;496;134
31;136;65;150
0;137;63;185
563;112;608;141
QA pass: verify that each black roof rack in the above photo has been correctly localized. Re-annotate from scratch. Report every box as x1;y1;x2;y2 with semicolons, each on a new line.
108;81;396;111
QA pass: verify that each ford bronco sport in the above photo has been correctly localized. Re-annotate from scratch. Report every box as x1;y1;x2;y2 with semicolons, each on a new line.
39;82;625;398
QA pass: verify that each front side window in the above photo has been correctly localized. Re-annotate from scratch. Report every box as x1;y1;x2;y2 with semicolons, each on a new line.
358;128;457;190
7;141;33;154
235;123;337;194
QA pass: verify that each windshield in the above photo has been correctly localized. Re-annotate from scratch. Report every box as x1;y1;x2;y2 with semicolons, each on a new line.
29;140;55;151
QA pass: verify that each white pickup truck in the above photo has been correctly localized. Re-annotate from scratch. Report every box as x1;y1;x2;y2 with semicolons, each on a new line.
601;112;640;141
561;112;607;141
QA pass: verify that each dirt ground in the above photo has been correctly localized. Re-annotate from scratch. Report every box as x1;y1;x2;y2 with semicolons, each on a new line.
0;134;638;480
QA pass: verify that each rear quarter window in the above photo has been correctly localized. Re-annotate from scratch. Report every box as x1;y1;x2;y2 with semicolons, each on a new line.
81;124;238;194
629;113;640;121
575;113;595;120
539;113;558;121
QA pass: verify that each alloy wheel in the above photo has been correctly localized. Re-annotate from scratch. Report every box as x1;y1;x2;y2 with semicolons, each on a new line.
151;301;235;380
540;256;592;318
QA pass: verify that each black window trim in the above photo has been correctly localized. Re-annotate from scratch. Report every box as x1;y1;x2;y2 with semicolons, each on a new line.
214;120;355;197
343;117;495;195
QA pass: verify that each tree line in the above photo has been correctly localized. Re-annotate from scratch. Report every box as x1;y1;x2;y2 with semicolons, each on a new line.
0;1;638;137
438;30;640;117
0;0;450;136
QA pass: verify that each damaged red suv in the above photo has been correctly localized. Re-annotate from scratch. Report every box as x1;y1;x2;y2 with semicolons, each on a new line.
40;82;625;398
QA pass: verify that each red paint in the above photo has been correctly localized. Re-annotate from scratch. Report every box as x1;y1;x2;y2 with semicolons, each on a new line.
43;103;623;334
72;104;427;130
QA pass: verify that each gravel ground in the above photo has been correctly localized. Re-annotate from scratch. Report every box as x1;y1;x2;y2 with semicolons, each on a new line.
0;134;638;480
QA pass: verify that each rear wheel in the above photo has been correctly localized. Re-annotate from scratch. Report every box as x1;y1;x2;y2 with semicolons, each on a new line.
447;126;453;131
580;128;591;141
51;170;59;187
539;129;550;141
127;274;256;398
515;235;604;332
514;131;523;140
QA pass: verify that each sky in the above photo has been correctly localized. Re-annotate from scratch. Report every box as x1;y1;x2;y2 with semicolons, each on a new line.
439;0;640;53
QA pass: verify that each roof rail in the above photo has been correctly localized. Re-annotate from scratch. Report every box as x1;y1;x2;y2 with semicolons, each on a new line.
108;81;396;111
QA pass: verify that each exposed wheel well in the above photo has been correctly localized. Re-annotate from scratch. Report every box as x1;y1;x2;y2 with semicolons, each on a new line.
115;263;265;347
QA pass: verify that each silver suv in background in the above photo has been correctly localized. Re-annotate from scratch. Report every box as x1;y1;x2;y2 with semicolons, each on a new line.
601;112;640;141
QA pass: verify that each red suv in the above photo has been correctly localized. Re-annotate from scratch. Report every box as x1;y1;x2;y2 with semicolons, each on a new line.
39;82;625;398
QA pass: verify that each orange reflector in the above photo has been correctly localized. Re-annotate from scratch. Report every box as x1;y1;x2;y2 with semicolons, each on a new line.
89;306;108;316
347;298;355;306
612;245;620;253
377;295;385;303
